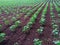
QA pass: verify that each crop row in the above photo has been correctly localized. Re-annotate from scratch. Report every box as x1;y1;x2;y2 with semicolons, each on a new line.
0;2;43;43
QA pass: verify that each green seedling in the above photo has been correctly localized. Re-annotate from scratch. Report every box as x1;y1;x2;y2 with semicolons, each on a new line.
4;20;10;25
14;42;19;45
10;25;17;31
53;40;60;45
52;24;58;29
15;20;21;26
11;17;17;21
33;38;42;45
40;18;45;25
0;24;2;31
52;28;59;38
27;22;33;27
22;25;29;32
37;27;44;34
0;33;6;43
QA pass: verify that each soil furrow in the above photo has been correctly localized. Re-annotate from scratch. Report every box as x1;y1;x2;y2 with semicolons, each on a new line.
42;3;54;45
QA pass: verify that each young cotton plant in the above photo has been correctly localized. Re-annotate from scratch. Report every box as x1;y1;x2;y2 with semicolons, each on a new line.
4;10;9;15
0;33;6;43
22;25;30;32
22;4;43;32
9;25;17;31
58;14;60;17
3;18;6;22
52;24;58;29
10;20;21;31
42;10;46;15
27;22;33;27
30;17;35;23
52;28;59;38
15;20;21;27
51;20;56;25
51;15;55;18
37;27;44;34
33;38;42;45
41;15;45;18
52;22;56;26
16;14;20;18
40;18;45;25
0;24;2;31
22;14;37;32
14;42;19;45
11;17;17;22
56;7;60;13
0;10;2;14
4;20;10;25
53;40;60;45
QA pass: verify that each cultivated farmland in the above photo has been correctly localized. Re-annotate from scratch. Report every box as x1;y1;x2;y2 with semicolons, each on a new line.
0;0;60;45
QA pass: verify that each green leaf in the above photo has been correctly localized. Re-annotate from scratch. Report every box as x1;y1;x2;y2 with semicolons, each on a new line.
4;20;10;25
33;38;42;45
40;18;45;25
0;24;2;30
10;25;17;31
53;40;60;45
11;17;17;21
15;20;21;26
22;25;29;32
0;33;6;42
37;27;44;34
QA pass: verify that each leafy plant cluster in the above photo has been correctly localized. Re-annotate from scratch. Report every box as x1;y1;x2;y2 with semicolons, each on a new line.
37;26;44;34
39;3;48;26
50;3;59;38
53;1;60;14
0;24;2;31
22;3;45;32
25;3;42;17
33;38;42;45
10;20;21;31
0;33;6;43
53;40;60;45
